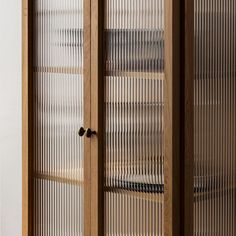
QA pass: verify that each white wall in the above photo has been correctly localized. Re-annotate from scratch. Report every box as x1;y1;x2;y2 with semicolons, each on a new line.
0;1;22;235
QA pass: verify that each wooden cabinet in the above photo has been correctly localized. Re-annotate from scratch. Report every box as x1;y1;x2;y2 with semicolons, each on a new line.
23;0;236;235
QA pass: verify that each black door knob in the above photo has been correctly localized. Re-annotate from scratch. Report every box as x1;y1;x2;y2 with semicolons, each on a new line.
86;128;96;138
78;127;86;137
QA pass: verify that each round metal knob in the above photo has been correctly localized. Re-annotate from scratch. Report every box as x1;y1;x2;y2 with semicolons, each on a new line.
78;127;86;137
86;128;96;138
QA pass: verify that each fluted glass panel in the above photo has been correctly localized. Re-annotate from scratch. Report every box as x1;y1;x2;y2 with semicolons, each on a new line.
104;0;164;235
33;0;84;235
194;0;236;235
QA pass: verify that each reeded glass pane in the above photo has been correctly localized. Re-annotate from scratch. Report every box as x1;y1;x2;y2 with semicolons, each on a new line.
33;0;84;235
194;0;236;235
104;0;164;235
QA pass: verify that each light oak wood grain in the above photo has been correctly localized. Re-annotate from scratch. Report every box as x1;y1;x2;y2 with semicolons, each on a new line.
84;0;92;235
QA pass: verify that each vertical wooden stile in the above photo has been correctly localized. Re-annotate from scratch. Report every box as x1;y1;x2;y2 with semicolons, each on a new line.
22;0;34;235
84;0;92;235
164;0;194;235
90;0;104;235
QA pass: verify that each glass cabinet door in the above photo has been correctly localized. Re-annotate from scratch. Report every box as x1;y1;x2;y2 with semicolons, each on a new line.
33;0;86;235
24;0;236;235
104;0;165;235
194;0;236;234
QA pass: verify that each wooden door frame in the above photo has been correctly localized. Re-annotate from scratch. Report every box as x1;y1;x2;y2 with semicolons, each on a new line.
23;0;194;235
22;0;95;235
84;0;92;235
90;0;104;235
164;0;194;235
22;0;34;235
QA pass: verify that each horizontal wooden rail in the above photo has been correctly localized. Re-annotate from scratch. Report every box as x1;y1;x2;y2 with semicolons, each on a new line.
34;172;83;186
